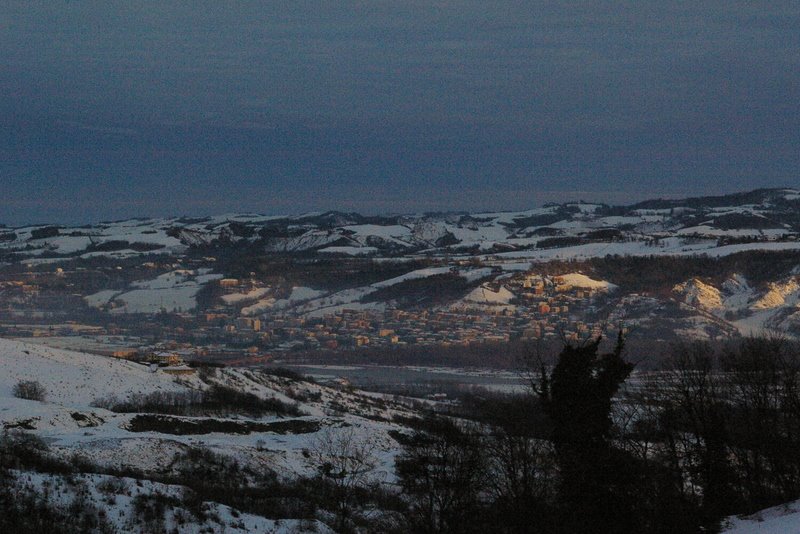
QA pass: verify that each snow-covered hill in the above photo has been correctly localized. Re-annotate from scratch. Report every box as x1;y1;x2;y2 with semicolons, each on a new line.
671;274;800;336
3;188;800;262
0;337;416;478
5;187;800;343
5;470;333;533
0;336;430;530
86;268;222;313
723;499;800;533
0;338;192;405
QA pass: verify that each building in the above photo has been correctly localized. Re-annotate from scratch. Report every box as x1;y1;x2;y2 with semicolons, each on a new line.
111;349;138;360
150;351;182;366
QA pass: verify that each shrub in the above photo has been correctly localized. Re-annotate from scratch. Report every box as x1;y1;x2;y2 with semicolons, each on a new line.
93;385;303;418
13;380;46;401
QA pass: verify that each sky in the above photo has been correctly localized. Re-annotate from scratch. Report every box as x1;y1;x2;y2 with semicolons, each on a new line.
1;2;799;224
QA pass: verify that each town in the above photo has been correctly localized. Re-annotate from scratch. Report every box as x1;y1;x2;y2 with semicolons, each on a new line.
0;256;619;367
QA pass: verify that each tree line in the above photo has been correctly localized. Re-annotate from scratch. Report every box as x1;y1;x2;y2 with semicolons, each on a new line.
6;334;800;533
391;333;800;533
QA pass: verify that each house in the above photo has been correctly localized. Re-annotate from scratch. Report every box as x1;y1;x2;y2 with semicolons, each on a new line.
150;351;182;366
236;317;261;331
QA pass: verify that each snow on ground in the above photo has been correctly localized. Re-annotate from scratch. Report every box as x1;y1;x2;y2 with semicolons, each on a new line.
722;275;754;309
496;261;534;272
234;264;500;317
446;223;511;249
264;230;347;252
3;190;800;263
595;216;649;226
0;218;188;259
695;241;800;258
246;266;473;319
79;248;173;260
463;285;514;305
41;235;94;254
733;309;785;337
667;273;800;336
287;286;328;301
450;284;516;313
96;219;184;248
371;266;453;288
86;269;222;313
461;267;494;282
85;289;122;308
318;246;379;255
243;286;331;316
0;337;191;406
0;336;415;483
570;203;602;213
678;226;788;238
109;285;201;313
472;207;557;225
10;470;333;533
556;273;617;292
674;279;724;310
751;278;800;310
723;499;800;533
240;297;277;316
242;266;497;319
491;239;800;262
222;287;271;304
270;286;328;310
343;224;413;245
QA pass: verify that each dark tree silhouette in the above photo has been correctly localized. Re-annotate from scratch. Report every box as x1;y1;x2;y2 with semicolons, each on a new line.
396;416;488;533
539;333;635;533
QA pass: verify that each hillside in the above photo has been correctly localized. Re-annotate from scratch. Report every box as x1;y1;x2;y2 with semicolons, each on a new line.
0;337;424;531
723;499;800;533
2;188;799;262
3;188;800;358
0;338;193;405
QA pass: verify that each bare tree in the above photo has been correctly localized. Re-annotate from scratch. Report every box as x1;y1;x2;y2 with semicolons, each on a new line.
309;425;378;530
396;417;488;533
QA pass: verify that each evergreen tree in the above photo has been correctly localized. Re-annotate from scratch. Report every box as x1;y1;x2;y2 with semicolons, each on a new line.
540;333;634;533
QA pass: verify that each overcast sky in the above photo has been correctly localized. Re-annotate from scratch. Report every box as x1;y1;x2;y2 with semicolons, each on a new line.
1;2;798;224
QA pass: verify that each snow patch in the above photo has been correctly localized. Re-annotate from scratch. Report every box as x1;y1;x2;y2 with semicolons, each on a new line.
674;279;723;310
555;273;617;292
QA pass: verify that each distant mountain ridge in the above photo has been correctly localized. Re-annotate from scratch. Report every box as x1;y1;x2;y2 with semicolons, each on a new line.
3;187;799;262
4;187;800;343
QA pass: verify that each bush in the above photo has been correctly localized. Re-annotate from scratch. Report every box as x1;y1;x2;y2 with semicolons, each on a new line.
125;414;320;435
13;380;46;401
